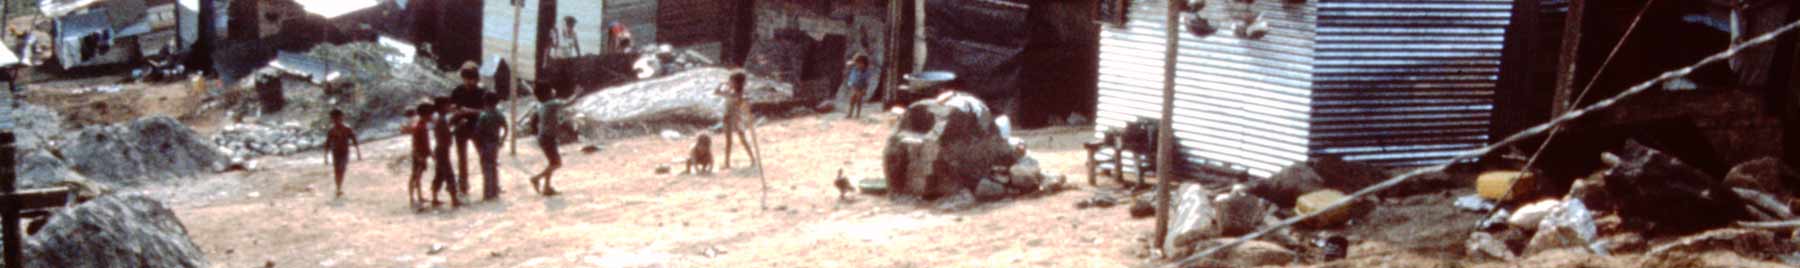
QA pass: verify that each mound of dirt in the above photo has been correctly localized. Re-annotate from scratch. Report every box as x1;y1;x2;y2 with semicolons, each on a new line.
217;42;455;159
60;116;228;187
6;103;85;189
25;194;209;268
565;67;793;139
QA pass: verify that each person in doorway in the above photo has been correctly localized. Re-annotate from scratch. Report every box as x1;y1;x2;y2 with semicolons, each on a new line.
475;92;509;200
843;53;873;118
324;109;363;198
715;71;758;169
557;17;584;58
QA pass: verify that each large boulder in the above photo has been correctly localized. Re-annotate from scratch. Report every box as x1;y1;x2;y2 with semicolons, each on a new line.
1164;183;1218;255
1602;140;1750;234
60;116;228;187
882;101;1016;199
25;194;209;268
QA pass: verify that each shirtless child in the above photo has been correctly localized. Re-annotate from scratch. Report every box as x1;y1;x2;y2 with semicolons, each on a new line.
324;110;363;197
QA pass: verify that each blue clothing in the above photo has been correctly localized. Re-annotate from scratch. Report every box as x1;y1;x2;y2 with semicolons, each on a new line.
845;67;872;101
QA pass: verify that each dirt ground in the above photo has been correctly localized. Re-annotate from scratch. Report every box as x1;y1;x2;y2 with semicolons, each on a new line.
161;113;1161;268
88;105;1784;268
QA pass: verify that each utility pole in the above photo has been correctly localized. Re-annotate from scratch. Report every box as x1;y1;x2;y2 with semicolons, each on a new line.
1153;0;1180;253
509;0;524;155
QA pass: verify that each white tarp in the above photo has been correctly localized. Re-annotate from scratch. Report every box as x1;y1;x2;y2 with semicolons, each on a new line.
294;0;381;19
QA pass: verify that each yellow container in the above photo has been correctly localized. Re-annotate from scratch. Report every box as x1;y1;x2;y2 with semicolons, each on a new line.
1477;170;1535;201
1296;189;1351;226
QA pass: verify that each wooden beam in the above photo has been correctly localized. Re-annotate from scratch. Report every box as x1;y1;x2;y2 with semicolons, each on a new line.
0;187;74;212
1551;0;1586;116
3;132;21;268
1153;0;1179;253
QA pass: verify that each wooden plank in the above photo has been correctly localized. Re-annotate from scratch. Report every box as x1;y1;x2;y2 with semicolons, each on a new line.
0;187;75;212
1550;0;1585;116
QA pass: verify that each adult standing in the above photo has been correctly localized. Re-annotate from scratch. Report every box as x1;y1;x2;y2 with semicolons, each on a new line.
449;62;486;195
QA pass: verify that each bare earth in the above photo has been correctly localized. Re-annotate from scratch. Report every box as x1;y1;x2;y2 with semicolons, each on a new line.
164;113;1157;268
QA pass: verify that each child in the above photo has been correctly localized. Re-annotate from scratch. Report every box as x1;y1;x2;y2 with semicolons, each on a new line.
716;72;758;169
402;103;434;206
529;86;565;195
843;53;872;118
324;110;363;197
475;93;509;199
431;97;463;206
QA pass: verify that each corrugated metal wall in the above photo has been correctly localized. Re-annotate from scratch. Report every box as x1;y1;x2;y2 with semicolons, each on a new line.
1095;0;1512;178
1096;0;1318;178
1311;0;1510;167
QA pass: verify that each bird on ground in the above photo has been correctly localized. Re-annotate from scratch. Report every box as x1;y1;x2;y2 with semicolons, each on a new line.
835;169;854;200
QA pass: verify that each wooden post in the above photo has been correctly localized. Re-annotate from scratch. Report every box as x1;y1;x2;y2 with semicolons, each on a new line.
509;0;524;156
1551;0;1586;116
1153;0;1179;252
3;132;20;268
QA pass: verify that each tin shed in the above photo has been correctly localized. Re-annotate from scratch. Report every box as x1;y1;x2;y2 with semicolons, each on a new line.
1095;0;1515;178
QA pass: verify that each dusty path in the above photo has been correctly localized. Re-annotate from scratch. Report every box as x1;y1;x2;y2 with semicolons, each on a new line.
169;113;1155;268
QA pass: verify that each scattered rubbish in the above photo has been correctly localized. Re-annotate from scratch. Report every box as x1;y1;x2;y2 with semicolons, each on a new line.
1295;190;1353;227
1453;195;1496;212
1477;170;1535;202
1466;231;1517;260
1508;199;1562;231
1603;140;1750;233
1523;199;1601;256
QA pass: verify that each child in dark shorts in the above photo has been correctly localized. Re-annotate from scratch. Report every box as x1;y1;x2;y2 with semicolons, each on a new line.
324;110;363;197
431;98;462;206
529;88;565;195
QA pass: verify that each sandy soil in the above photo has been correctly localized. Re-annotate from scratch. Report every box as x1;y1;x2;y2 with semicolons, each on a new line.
166;113;1159;268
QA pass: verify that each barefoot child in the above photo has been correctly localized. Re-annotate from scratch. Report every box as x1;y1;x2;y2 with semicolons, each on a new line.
475;93;508;199
324;110;363;197
715;72;758;169
529;87;565;195
402;103;434;205
431;98;463;206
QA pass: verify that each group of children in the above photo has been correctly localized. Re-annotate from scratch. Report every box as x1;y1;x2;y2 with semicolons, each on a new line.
326;61;567;209
322;63;780;209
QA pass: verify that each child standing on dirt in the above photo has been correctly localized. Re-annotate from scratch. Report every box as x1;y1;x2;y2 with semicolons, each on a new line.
324;110;363;198
475;93;508;200
403;103;434;206
529;87;565;196
431;97;463;206
715;72;758;169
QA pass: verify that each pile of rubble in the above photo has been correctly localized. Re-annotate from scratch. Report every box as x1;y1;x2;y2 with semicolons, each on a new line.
59;116;229;188
215;42;455;160
563;67;794;140
1152;140;1800;266
24;194;210;268
879;100;1066;207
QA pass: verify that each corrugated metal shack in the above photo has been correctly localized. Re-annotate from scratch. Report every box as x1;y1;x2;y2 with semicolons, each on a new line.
1095;0;1515;178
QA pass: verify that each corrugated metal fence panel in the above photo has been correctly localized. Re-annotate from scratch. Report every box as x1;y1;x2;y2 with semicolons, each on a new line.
607;0;659;44
1096;0;1317;178
657;0;720;46
1310;0;1511;167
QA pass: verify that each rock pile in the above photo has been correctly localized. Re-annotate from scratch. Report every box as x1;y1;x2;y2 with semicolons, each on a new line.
211;123;322;161
59;116;228;187
25;194;209;268
882;101;1016;199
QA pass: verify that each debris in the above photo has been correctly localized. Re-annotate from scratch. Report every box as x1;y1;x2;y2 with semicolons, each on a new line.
1477;170;1535;202
1248;162;1325;208
1164;184;1218;254
1214;188;1270;237
660;129;683;140
1523;199;1601;256
428;244;447;255
1130;200;1156;219
25;194;210;268
61;116;230;188
1184;239;1297;267
1724;157;1800;199
655;165;671;175
1453;195;1497;212
1075;192;1120;209
1602;140;1751;233
1295;189;1358;227
1479;209;1512;230
1467;231;1517;261
1508;199;1562;231
1733;188;1796;221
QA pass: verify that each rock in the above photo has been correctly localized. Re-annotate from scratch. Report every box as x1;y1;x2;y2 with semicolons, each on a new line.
1130;200;1156;219
1076;192;1120;209
1040;174;1067;192
1477;170;1536;202
1185;239;1297;266
659;130;683;140
1733;187;1796;220
1602;140;1750;233
974;178;1009;200
857;178;889;194
565;68;794;140
935;190;978;211
25;194;209;268
1007;156;1045;191
1467;231;1518;261
1724;157;1800;198
1214;190;1270;237
1508;199;1562;231
1596;231;1646;254
1454;195;1497;212
655;165;671;175
1248;162;1327;208
1565;172;1612;211
61;117;229;188
1295;190;1356;227
1523;199;1599;256
1164;184;1218;254
882;101;1016;199
1316;234;1350;262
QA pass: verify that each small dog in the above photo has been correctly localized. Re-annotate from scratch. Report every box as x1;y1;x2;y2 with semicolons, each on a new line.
834;169;854;199
686;133;714;174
